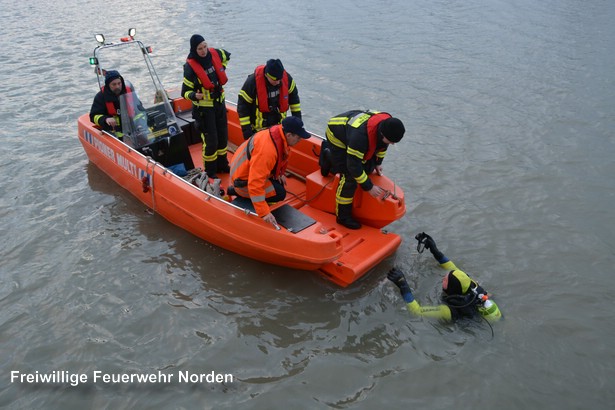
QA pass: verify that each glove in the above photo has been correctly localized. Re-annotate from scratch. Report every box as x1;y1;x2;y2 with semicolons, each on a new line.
415;232;446;262
415;232;436;251
387;268;414;303
212;84;223;99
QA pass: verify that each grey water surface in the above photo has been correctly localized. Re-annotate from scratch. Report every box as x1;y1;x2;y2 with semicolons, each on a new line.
1;0;614;408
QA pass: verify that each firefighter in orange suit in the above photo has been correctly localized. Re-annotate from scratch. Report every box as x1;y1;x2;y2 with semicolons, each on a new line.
230;116;311;227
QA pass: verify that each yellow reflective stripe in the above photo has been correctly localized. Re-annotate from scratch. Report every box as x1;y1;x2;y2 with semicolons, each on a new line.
356;172;368;184
219;49;229;65
185;75;220;104
347;147;364;159
335;176;354;204
239;116;251;126
239;89;253;103
254;110;265;130
194;100;214;107
289;79;296;93
328;117;348;126
337;196;353;205
326;127;346;148
183;77;195;89
290;103;300;111
376;151;386;159
93;114;105;125
201;132;218;162
216;147;227;156
203;152;217;161
230;150;248;175
202;89;220;101
348;112;370;128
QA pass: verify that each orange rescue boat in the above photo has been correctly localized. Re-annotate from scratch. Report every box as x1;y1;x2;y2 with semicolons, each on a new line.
77;30;406;286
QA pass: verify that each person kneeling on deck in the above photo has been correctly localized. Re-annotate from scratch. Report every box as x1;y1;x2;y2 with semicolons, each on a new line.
89;70;145;139
229;116;311;227
388;232;502;323
319;110;406;230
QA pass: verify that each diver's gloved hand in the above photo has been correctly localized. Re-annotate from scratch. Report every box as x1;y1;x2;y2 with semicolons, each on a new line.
387;268;415;303
415;232;446;262
415;232;437;250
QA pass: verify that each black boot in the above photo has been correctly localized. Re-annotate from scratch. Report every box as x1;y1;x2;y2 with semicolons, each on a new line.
336;204;361;229
205;162;217;180
319;147;333;176
217;155;230;174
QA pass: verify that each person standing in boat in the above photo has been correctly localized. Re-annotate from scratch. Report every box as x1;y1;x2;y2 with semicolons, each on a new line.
181;34;231;179
237;59;302;140
318;110;405;229
229;116;311;227
388;232;502;322
89;70;144;139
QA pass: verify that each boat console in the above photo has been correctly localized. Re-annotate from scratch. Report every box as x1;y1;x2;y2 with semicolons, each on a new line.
118;95;194;171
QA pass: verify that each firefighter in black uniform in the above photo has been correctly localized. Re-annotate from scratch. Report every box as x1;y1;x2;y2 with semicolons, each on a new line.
237;58;302;140
319;110;405;229
89;70;144;139
181;34;231;179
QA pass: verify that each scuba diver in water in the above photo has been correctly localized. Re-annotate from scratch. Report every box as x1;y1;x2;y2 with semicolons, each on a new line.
388;232;502;323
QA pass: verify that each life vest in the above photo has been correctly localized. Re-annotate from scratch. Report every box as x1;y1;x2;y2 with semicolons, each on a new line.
103;83;134;117
254;65;289;114
347;111;391;160
186;49;228;91
268;125;289;178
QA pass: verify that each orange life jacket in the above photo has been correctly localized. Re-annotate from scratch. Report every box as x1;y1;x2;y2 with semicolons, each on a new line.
254;65;289;114
186;49;228;91
268;125;289;178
